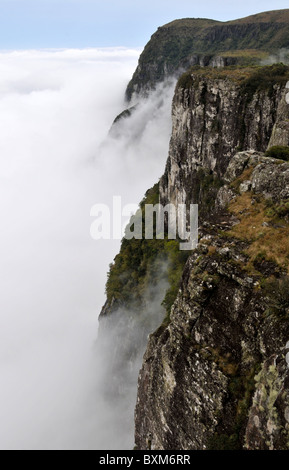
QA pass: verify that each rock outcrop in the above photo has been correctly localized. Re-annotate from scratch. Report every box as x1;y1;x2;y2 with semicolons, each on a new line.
160;66;289;208
135;152;289;450
133;65;289;450
99;20;289;449
126;10;289;101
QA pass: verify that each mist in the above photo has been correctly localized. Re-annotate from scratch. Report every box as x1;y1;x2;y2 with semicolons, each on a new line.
0;48;175;449
96;259;170;449
261;48;289;65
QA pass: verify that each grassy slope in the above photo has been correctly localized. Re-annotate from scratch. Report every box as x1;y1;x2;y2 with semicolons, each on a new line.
126;9;289;100
177;63;289;88
165;9;289;27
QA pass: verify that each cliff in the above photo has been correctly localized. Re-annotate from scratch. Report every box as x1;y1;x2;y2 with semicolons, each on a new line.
135;151;289;450
99;61;289;449
97;3;289;448
126;9;289;101
160;64;289;207
132;64;289;450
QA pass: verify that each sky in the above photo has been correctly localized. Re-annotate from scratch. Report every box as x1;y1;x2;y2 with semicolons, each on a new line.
0;0;288;49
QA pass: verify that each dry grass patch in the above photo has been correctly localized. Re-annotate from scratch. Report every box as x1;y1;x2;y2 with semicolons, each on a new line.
208;245;217;255
228;193;289;274
230;167;255;192
219;49;269;60
190;66;259;83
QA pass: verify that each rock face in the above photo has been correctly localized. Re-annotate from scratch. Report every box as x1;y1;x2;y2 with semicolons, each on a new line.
126;10;289;101
135;152;289;450
100;23;289;448
268;81;289;148
160;67;289;208
134;67;289;450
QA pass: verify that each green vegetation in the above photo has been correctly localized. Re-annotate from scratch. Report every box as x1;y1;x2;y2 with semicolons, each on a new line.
105;183;190;317
126;10;289;100
228;9;289;24
228;192;289;274
263;276;289;320
163;18;219;29
265;198;289;219
229;167;255;193
207;363;261;450
265;146;289;162
177;64;289;96
226;170;289;320
177;70;195;90
112;106;136;125
219;49;269;61
190;168;223;216
161;241;190;313
177;65;259;90
240;63;289;101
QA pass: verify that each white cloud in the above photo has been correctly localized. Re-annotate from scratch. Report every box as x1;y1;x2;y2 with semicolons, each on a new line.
0;48;174;449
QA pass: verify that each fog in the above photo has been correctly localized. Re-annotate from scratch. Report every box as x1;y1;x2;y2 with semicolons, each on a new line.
0;48;175;449
96;260;170;449
261;48;289;65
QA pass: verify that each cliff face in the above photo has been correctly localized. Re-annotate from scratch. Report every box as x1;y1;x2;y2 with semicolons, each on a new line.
126;10;289;101
134;66;289;450
160;66;289;208
100;34;289;448
135;152;289;450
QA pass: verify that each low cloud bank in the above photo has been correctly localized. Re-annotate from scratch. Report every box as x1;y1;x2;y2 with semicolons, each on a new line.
0;48;175;449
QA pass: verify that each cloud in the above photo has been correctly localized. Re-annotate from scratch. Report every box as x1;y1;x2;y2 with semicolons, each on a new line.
261;48;289;66
0;48;175;449
96;258;170;449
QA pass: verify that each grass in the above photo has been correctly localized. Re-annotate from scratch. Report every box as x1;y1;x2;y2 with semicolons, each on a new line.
177;66;260;89
228;9;289;24
219;49;269;60
229;167;255;192
126;10;289;100
163;18;220;29
177;63;289;90
227;192;289;274
263;276;289;320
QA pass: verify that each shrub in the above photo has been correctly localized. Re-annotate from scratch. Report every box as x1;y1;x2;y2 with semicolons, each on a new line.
276;201;289;218
177;70;194;89
241;63;289;102
265;146;289;162
106;183;190;316
264;276;289;320
253;251;267;263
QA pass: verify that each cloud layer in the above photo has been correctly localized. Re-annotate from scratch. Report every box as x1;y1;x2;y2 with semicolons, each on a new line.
0;48;174;449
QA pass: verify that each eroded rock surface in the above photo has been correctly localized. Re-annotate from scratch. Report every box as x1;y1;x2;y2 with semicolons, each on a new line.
135;155;289;450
